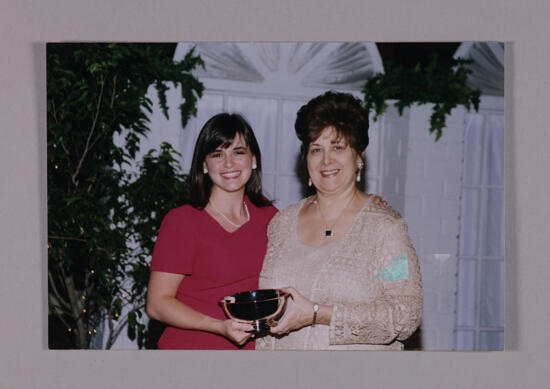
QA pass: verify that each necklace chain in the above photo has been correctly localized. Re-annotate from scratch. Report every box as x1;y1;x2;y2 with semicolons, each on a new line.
209;200;250;228
314;193;356;238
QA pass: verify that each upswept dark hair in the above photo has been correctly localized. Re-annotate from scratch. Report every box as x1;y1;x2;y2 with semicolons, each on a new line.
187;113;272;209
295;91;369;166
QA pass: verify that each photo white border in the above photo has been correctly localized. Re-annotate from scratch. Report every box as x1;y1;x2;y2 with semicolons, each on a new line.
1;0;547;387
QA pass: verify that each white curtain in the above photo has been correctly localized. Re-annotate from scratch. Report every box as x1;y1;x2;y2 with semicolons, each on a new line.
455;110;504;350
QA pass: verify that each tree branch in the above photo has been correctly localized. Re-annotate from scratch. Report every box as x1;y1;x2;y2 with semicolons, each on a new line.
48;297;73;318
51;100;58;124
107;316;129;349
87;123;109;155
57;248;87;348
85;279;95;299
71;77;105;186
48;235;87;243
48;269;71;311
60;139;70;157
48;300;74;330
106;305;115;349
110;74;117;108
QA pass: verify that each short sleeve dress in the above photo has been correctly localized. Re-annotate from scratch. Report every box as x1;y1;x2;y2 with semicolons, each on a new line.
257;196;422;350
150;197;278;349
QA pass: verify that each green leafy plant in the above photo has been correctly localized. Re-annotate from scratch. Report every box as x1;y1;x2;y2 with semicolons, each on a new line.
47;43;203;348
362;54;481;141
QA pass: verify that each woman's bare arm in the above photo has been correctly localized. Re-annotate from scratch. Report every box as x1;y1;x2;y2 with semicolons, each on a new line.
146;271;253;345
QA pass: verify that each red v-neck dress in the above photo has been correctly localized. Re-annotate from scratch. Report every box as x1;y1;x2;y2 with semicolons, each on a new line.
150;197;278;349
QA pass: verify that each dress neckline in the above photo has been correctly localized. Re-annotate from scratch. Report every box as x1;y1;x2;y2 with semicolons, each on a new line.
294;195;373;248
203;196;253;236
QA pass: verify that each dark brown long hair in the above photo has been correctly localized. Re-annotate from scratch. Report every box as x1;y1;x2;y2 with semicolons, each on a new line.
187;113;272;209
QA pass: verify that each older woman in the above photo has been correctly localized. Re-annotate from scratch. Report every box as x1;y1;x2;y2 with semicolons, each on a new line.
257;91;422;350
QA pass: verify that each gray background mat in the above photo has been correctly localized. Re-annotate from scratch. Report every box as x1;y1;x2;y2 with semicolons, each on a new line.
1;0;548;387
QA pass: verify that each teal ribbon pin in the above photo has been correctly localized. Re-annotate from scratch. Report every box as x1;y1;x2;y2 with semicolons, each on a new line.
375;253;409;282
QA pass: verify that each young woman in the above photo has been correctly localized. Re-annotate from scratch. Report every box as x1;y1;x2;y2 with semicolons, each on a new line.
146;113;278;349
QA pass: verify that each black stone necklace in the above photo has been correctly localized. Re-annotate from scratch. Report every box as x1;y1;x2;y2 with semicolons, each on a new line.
313;193;356;238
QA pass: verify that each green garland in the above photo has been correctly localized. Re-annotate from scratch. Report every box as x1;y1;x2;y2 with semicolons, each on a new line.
362;54;481;141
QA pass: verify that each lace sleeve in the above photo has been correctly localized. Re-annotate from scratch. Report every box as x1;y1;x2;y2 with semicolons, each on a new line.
259;211;284;287
329;218;423;345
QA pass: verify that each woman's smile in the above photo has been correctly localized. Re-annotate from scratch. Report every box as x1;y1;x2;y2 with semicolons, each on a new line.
320;169;340;177
220;171;242;179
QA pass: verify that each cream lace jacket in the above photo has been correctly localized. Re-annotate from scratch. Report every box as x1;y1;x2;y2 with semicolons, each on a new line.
257;196;422;350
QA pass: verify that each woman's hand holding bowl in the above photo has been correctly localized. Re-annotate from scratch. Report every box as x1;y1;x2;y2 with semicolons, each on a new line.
268;287;320;335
